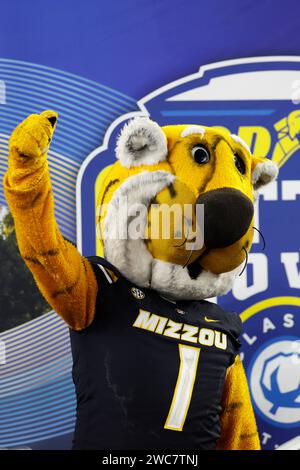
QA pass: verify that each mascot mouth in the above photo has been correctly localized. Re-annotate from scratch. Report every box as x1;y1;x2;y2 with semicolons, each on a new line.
186;244;248;280
187;256;205;279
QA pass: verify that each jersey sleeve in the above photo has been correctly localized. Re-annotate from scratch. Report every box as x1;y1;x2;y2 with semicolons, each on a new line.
224;310;243;367
217;355;260;450
87;257;119;286
85;256;120;313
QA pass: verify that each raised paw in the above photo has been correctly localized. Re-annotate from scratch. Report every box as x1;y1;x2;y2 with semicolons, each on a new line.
9;110;58;160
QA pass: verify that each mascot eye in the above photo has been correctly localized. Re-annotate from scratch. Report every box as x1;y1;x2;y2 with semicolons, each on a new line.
192;145;210;164
234;153;246;175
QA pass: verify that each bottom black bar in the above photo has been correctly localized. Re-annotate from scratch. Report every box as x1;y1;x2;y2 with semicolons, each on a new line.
0;450;296;467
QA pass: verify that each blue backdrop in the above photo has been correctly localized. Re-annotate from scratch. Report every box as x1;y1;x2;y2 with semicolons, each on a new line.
0;0;299;450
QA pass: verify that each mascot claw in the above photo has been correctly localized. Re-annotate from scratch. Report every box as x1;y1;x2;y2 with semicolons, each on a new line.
9;110;58;160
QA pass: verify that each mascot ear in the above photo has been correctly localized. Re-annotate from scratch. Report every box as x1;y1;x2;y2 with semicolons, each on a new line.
116;117;168;168
251;157;278;191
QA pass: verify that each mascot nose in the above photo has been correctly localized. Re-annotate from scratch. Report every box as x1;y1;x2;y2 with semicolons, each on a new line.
196;188;254;249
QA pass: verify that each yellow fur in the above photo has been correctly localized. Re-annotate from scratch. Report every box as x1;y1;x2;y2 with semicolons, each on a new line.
217;356;261;450
3;111;97;331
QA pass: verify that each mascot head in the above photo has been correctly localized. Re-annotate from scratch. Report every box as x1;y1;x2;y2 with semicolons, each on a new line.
96;117;278;300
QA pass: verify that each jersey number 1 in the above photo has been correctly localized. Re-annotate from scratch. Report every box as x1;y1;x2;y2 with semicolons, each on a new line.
164;344;200;431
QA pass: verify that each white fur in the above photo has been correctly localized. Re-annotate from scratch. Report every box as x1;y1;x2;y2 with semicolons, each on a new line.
104;170;241;300
151;259;241;300
231;133;251;153
115;117;168;168
181;126;206;139
104;171;175;287
251;160;278;190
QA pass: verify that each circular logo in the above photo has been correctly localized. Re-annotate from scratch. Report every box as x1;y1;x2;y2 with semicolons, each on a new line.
240;297;300;448
131;287;145;300
248;336;300;427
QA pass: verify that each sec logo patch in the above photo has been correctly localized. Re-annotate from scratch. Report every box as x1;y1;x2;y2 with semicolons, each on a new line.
131;287;145;300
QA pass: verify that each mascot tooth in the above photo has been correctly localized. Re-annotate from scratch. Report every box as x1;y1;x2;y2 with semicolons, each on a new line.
3;111;278;450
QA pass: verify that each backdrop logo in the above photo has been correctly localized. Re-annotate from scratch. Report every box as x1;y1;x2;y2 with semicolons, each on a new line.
249;338;300;424
77;57;300;449
241;297;300;448
77;56;300;257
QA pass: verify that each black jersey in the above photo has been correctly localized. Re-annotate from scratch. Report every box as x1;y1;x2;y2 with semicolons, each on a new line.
70;257;242;450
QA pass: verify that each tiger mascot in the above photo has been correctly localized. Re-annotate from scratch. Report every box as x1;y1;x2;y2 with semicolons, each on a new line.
3;110;278;450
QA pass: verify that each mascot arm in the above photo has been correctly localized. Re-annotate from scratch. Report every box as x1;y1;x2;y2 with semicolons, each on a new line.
3;111;97;330
217;355;260;450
